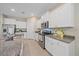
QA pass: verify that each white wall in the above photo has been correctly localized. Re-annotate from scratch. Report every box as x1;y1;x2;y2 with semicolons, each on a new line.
0;15;3;35
74;4;79;56
4;18;27;28
26;16;37;40
16;20;27;28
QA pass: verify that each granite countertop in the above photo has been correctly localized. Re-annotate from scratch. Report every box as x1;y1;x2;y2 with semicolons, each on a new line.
35;31;75;43
46;34;75;43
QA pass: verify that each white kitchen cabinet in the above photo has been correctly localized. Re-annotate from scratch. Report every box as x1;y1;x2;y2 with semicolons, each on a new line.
49;4;74;28
41;16;44;23
41;14;46;23
45;36;75;56
38;34;42;41
45;36;54;53
41;12;50;23
52;40;69;56
35;33;39;41
24;32;27;38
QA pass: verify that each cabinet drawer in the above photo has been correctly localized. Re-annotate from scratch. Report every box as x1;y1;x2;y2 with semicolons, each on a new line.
57;40;69;47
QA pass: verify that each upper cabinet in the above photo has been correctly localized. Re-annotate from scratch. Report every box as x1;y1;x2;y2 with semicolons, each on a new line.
41;12;50;23
49;4;74;28
4;18;16;25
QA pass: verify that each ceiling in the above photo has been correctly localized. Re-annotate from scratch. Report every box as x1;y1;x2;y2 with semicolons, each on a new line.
0;3;62;19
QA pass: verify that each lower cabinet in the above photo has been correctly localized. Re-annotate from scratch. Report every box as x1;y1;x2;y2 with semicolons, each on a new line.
38;34;42;41
34;33;39;41
45;36;75;56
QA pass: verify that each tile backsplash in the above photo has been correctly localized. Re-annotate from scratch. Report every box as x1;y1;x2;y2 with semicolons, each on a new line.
63;27;75;36
51;27;75;36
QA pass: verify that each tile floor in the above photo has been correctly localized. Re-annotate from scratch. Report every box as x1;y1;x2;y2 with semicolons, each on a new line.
22;39;49;56
0;37;50;56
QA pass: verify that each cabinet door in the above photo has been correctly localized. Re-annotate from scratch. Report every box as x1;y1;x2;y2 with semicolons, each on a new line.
49;4;74;28
45;36;54;54
53;41;69;56
49;11;55;28
41;12;50;23
41;15;46;23
45;36;70;56
35;33;38;41
44;12;50;22
38;34;42;41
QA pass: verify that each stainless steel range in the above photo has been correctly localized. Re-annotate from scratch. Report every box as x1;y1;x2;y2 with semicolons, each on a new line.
38;33;45;49
38;21;51;49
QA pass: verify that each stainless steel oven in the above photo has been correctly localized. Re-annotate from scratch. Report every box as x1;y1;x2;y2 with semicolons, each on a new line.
38;21;50;49
38;33;45;49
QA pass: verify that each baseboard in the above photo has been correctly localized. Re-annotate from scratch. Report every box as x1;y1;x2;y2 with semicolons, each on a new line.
45;49;53;56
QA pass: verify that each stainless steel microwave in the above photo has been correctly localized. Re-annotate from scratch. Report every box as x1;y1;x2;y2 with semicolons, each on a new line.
41;21;49;29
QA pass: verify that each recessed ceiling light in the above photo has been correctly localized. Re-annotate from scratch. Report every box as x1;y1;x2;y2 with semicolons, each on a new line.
11;9;15;12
